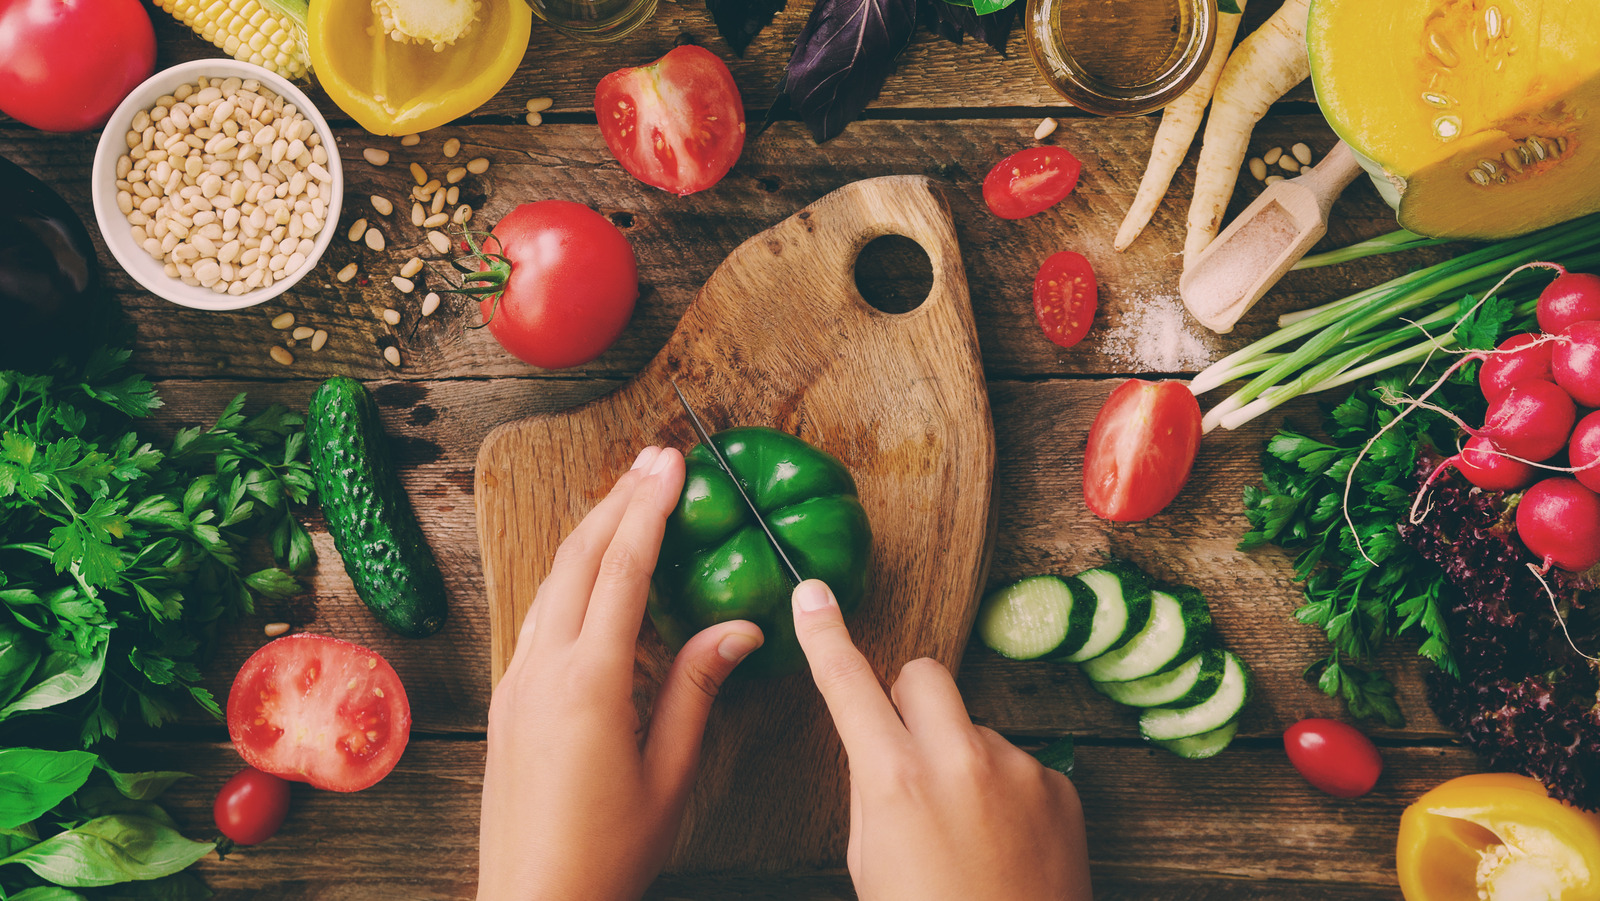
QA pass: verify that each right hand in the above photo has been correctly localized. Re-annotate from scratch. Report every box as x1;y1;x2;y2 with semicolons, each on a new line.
791;579;1093;901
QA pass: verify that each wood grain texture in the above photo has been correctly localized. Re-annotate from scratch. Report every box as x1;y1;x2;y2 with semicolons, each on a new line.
476;177;998;871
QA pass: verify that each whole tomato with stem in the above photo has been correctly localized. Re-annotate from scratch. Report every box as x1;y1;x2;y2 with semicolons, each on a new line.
455;201;639;370
0;0;155;132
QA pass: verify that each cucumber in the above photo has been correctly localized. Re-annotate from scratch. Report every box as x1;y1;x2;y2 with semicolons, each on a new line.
1031;735;1076;777
977;576;1096;661
1079;585;1212;683
1139;651;1250;742
1091;646;1227;709
1153;719;1238;760
1060;561;1152;663
309;377;448;638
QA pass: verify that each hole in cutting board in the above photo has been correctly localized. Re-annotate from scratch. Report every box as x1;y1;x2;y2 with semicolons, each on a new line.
854;234;933;314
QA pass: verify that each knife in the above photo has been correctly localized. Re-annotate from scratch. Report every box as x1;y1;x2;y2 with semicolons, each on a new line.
669;380;805;586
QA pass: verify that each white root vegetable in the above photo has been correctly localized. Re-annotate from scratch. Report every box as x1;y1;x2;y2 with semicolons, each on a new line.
1114;0;1249;252
1182;0;1311;267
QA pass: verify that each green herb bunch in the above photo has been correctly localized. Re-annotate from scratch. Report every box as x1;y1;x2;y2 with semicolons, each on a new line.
0;349;314;747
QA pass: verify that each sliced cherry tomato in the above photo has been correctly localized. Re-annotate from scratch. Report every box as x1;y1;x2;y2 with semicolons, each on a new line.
1283;718;1383;798
1034;251;1098;349
0;0;156;133
982;147;1082;219
226;634;411;793
214;766;292;845
595;45;745;195
1082;380;1202;521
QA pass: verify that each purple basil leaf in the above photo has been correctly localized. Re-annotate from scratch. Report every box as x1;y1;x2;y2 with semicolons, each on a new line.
916;0;1018;55
706;0;787;56
778;0;917;142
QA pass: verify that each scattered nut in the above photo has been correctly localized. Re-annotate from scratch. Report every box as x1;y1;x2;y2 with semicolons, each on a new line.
412;202;426;227
446;186;460;205
383;307;402;324
310;329;328;351
400;133;421;146
1033;117;1057;141
365;228;385;251
424;212;450;228
347;218;368;242
446;166;466;185
422;292;440;316
1278;155;1300;172
1292;142;1313;166
383;345;401;367
337;262;358;283
525;112;542;127
420;178;441;196
264;621;292;637
370;195;394;216
1264;174;1285;185
443;137;461;158
466;157;489;175
270;311;295;330
453;205;472;226
362;148;390;166
427;231;450;254
1263;146;1284;165
1248;157;1267;181
431;190;447;216
292;326;314;340
391;277;415;294
269;346;294;366
400;256;424;278
409;162;428;185
526;97;553;113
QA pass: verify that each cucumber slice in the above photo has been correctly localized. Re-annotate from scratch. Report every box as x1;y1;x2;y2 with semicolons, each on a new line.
1091;647;1226;708
1153;719;1238;760
1061;561;1152;663
1079;585;1212;683
976;576;1096;661
1139;651;1251;741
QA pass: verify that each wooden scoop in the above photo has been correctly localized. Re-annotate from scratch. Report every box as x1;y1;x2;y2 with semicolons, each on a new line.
1180;140;1363;333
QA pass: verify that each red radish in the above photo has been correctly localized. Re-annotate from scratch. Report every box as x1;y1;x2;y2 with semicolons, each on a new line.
1454;435;1538;492
1479;332;1554;403
1516;478;1600;573
1571;411;1600;493
1537;271;1600;334
1552;321;1600;407
1477;379;1577;462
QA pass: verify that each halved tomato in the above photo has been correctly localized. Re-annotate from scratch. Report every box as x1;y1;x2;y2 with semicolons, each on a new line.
594;45;745;195
1083;380;1203;522
226;634;411;793
1034;251;1098;349
983;147;1082;219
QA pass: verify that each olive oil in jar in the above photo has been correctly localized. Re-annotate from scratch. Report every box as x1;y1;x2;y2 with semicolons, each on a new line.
1027;0;1217;116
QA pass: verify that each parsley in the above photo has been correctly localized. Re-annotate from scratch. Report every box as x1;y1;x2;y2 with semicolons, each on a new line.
0;349;314;747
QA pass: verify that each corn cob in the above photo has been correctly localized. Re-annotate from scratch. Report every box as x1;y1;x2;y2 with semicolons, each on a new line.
154;0;312;81
373;0;482;50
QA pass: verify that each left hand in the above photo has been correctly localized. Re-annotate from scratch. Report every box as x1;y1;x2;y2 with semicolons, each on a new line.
476;446;764;901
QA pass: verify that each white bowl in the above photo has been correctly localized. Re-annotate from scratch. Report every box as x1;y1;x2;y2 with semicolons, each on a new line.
91;59;343;312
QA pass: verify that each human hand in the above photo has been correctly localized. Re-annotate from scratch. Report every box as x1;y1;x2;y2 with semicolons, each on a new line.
477;446;764;901
792;579;1093;901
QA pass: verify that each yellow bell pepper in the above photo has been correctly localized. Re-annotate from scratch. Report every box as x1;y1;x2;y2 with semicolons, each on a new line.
307;0;530;136
1398;773;1600;901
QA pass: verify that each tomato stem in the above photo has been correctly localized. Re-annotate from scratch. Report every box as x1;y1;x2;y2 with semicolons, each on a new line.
443;227;515;329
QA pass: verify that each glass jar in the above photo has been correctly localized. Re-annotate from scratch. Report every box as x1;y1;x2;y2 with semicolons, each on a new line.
1026;0;1217;117
528;0;659;42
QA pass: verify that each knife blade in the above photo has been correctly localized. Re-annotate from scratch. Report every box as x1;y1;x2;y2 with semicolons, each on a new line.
670;380;805;586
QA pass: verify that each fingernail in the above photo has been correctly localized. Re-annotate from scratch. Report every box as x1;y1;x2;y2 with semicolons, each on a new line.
718;632;761;663
794;580;835;613
631;446;659;471
648;446;676;476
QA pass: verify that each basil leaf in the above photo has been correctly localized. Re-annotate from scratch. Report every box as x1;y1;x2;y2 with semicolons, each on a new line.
0;643;106;722
0;748;98;830
706;0;787;55
94;762;190;801
96;870;210;901
11;887;90;901
1218;0;1241;13
917;0;1018;53
0;619;41;707
969;0;1015;17
777;0;918;142
0;815;214;888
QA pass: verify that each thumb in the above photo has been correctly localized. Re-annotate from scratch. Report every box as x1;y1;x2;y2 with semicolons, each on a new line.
643;620;763;790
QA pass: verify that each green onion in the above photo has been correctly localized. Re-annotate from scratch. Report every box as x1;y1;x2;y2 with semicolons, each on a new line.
1291;228;1456;270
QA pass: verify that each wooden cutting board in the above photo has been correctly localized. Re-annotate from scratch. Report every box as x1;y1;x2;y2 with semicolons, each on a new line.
475;175;997;872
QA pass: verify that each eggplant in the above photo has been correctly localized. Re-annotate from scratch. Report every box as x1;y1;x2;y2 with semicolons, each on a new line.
0;154;107;371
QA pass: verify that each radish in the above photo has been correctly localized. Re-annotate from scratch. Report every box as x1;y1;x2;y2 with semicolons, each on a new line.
1571;411;1600;494
1453;435;1538;492
1552;320;1600;407
1479;332;1554;403
1516;478;1600;573
1477;379;1576;462
1537;270;1600;334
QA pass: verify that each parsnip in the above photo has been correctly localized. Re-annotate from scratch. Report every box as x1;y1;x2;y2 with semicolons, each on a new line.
1182;0;1310;267
1114;0;1249;253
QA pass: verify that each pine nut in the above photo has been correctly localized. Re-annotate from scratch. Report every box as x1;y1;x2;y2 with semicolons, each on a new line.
409;162;428;185
422;212;449;228
526;97;553;113
383;307;402;324
420;179;442;197
1264;174;1285;185
271;312;295;330
446;186;460;205
365;228;385;251
422;292;440;316
1291;142;1313;165
1248;157;1267;181
383;346;401;367
1278;155;1300;172
431;191;447;216
392;277;415;294
363;148;390;166
466;157;489;175
269;346;294;366
292;326;315;340
400;257;424;278
337;262;358;282
1033;117;1057;141
400;133;421;146
446;167;467;184
525;113;542;127
427;231;450;254
310;329;328;351
412;202;426;227
443;137;461;158
348;218;368;242
1263;146;1284;165
371;195;393;216
264;622;292;637
453;205;472;225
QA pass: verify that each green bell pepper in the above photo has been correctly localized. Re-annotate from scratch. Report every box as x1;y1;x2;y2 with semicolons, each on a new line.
648;427;873;678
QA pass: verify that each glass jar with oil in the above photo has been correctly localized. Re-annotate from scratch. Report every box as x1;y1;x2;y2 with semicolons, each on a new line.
1027;0;1217;116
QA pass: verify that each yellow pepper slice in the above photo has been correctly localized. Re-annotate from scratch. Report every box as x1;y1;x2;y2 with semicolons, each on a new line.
1398;773;1600;901
307;0;530;136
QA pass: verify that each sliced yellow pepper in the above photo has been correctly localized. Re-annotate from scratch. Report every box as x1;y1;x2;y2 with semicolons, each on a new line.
1398;773;1600;901
307;0;530;136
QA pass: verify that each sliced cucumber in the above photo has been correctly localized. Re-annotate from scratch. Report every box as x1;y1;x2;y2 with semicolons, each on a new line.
1139;651;1251;742
977;576;1096;661
1060;561;1152;663
1153;719;1238;760
1091;646;1226;708
1079;585;1212;683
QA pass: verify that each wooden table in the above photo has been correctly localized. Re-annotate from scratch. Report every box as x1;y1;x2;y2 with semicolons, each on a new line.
2;1;1478;897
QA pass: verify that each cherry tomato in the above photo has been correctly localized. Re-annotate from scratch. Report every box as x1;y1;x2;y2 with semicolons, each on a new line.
0;0;155;133
1033;251;1098;349
1283;718;1383;798
1082;380;1202;521
982;147;1082;219
214;766;292;846
595;45;745;195
469;201;639;370
226;634;411;793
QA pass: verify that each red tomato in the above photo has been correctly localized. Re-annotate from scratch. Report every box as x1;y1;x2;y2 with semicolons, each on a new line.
595;45;745;195
214;766;292;845
0;0;155;133
1283;718;1383;798
1082;380;1202;521
470;201;638;370
1034;251;1098;349
982;147;1082;219
226;634;411;793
